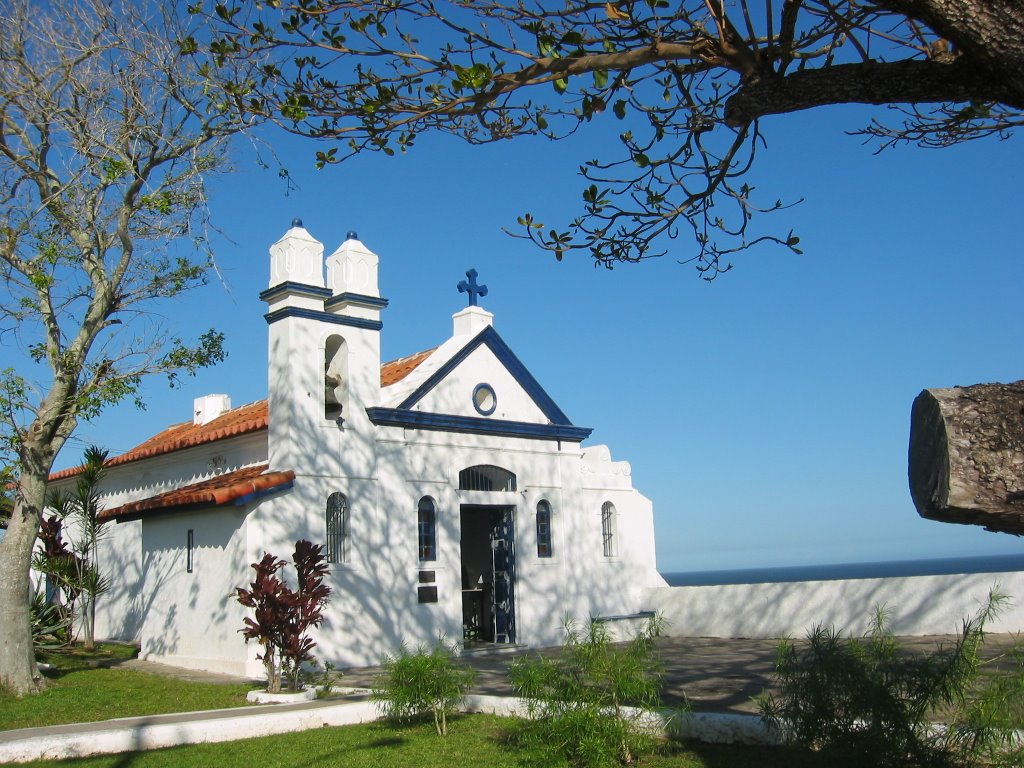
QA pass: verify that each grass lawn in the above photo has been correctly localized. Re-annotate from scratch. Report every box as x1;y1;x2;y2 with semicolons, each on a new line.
1;645;255;731
11;714;831;768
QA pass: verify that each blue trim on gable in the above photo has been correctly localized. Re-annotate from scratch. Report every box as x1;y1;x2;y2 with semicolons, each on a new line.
324;293;389;312
259;282;333;302
397;326;573;425
264;306;383;331
366;408;592;442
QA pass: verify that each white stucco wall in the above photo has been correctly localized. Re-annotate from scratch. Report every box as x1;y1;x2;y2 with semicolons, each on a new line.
93;519;144;642
645;571;1024;639
138;506;252;676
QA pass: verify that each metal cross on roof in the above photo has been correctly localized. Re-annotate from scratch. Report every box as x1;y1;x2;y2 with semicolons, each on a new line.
457;268;488;307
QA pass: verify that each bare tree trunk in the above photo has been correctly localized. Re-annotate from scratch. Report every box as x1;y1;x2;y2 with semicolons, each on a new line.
0;479;46;695
909;381;1024;535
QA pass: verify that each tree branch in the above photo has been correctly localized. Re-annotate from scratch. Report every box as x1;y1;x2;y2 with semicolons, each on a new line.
724;57;1011;126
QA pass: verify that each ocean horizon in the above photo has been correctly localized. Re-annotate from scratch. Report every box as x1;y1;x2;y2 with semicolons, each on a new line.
661;553;1024;587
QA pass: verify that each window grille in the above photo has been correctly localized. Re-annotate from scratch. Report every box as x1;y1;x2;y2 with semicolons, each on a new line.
418;497;437;561
326;492;349;564
536;501;553;558
601;502;616;558
458;465;517;492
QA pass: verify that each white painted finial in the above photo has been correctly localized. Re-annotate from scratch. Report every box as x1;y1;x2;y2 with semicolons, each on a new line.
326;235;380;297
268;220;325;288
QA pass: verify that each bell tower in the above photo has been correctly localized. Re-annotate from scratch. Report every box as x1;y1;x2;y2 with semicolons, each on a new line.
260;221;386;473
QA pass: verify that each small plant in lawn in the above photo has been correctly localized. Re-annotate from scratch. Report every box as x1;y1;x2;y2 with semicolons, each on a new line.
306;659;341;697
759;590;1024;768
509;614;677;767
236;539;331;694
372;638;476;736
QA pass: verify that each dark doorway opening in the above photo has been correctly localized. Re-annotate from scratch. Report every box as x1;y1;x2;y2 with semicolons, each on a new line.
460;505;516;646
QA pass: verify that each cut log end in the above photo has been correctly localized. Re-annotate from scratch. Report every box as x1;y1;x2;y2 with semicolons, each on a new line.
908;380;1024;536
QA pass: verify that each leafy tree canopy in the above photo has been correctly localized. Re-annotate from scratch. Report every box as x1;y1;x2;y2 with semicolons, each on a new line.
200;0;1023;276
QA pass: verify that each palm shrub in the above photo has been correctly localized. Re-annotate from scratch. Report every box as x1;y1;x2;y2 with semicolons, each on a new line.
33;446;111;650
509;615;676;767
29;584;72;650
31;515;88;647
236;539;331;693
759;591;1024;768
372;639;476;736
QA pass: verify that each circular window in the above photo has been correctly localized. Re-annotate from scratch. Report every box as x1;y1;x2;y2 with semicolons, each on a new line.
472;383;497;416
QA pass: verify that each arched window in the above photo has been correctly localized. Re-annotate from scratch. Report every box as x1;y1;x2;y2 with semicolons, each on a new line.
418;497;437;561
601;501;616;558
458;465;516;492
326;492;349;564
536;501;553;558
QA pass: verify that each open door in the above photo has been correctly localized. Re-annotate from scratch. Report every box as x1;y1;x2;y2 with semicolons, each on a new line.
460;505;516;645
490;507;515;644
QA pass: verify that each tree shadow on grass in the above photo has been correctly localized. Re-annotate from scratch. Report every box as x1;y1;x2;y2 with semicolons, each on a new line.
671;739;832;768
356;722;411;750
362;736;408;748
495;727;835;768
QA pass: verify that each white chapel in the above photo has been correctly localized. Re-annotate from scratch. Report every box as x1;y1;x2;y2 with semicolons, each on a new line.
49;223;667;676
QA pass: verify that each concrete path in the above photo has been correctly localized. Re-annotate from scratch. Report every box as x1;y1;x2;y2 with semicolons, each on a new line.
3;633;1011;763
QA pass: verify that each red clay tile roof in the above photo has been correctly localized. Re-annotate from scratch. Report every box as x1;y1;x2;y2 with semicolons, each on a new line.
381;347;436;387
98;464;295;522
49;399;269;481
50;348;435;480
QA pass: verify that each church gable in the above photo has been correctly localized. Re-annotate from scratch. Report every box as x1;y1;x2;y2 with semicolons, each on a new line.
368;325;592;442
409;343;547;422
399;326;559;424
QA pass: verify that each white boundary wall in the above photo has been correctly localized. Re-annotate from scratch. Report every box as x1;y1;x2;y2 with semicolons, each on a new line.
644;571;1024;638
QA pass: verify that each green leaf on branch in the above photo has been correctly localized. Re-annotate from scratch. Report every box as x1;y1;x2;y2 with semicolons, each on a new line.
786;231;802;254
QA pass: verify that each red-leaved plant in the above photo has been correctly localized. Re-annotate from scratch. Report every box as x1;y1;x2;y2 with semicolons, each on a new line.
236;539;331;693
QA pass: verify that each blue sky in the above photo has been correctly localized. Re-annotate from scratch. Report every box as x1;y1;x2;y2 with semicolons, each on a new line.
55;101;1024;574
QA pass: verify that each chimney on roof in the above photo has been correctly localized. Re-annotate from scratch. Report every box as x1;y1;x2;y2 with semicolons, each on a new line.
194;394;231;426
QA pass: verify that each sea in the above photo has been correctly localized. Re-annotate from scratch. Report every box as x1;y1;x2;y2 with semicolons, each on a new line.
661;553;1024;587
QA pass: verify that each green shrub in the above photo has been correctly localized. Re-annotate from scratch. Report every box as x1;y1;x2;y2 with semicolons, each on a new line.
509;615;678;767
29;584;72;650
372;639;476;736
759;591;1024;768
